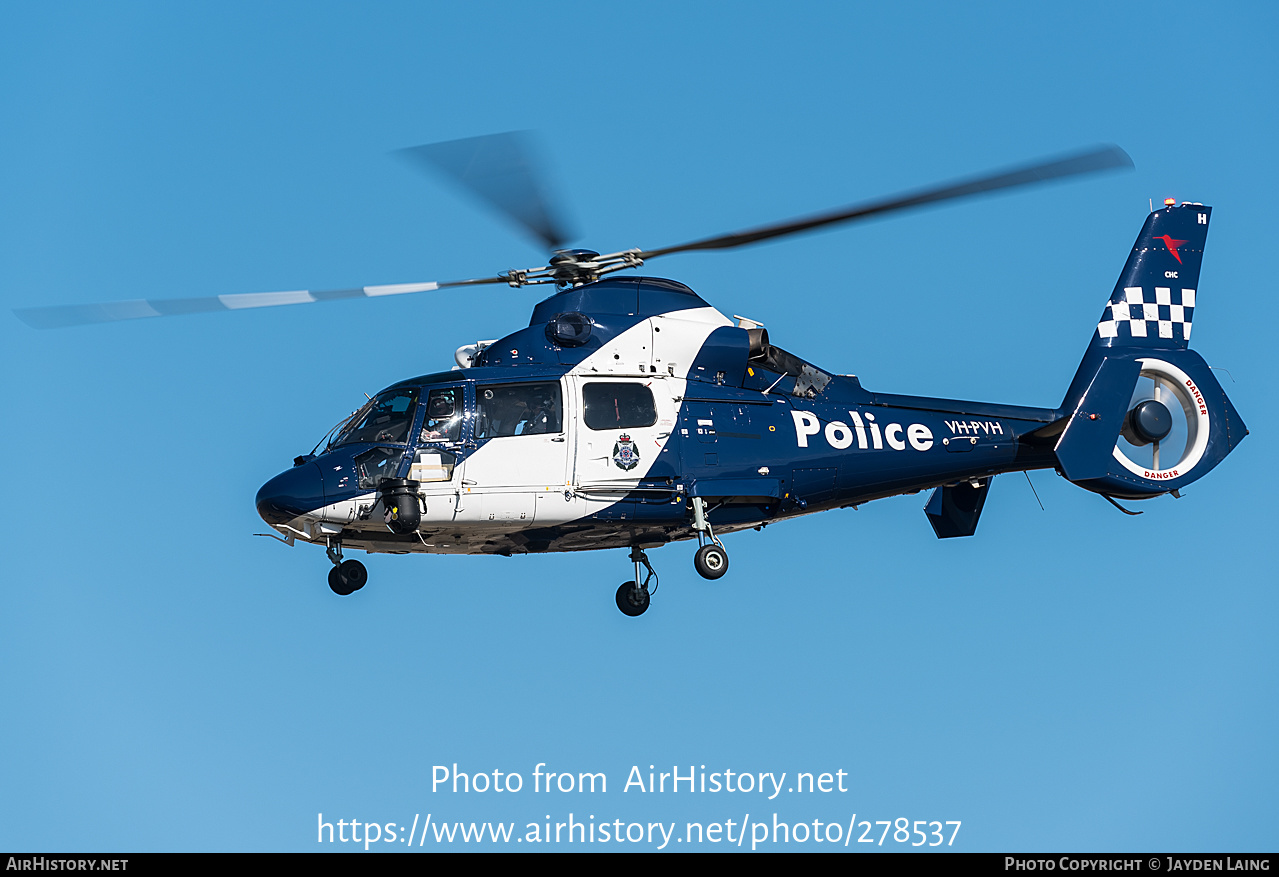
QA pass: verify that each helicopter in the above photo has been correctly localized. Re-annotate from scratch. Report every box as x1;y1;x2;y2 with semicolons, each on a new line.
14;134;1247;616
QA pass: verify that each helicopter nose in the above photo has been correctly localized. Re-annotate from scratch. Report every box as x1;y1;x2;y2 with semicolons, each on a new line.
256;461;326;526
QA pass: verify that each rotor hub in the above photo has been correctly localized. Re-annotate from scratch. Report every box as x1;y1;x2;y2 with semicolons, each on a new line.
1123;398;1173;446
548;249;602;287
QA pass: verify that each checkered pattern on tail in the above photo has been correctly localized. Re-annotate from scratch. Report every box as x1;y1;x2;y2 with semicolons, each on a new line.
1095;286;1195;346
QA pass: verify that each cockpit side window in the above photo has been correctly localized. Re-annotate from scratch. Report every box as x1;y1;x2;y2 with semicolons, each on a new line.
409;449;457;483
420;387;464;444
352;446;404;488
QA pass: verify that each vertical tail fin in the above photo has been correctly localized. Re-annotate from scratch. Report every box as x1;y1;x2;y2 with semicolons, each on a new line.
1052;203;1246;499
1093;202;1209;350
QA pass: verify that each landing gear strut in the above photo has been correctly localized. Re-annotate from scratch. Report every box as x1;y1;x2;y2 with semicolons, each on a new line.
616;546;657;617
690;497;729;580
326;539;367;596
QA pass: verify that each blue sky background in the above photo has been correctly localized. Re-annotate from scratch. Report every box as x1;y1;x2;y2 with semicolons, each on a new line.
1;1;1275;852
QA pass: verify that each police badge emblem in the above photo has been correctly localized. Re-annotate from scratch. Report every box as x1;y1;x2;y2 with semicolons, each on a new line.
612;434;639;471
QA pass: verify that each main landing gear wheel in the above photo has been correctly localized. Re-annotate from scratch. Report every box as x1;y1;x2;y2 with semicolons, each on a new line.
694;543;728;580
328;559;367;596
615;581;650;616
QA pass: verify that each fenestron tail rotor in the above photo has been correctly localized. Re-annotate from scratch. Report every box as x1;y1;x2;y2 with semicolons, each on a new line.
1115;363;1198;477
1120;375;1175;471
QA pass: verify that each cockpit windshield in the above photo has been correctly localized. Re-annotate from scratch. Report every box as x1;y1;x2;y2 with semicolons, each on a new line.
332;387;420;447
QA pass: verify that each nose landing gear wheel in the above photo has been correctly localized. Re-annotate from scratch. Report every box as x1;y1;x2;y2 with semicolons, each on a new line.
328;559;368;596
694;543;728;580
615;581;650;616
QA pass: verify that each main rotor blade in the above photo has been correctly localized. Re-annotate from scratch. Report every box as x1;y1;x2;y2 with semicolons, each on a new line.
13;276;506;329
399;131;575;251
638;144;1133;259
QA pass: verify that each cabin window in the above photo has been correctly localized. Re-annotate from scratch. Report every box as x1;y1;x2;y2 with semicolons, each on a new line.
475;382;563;439
583;382;657;431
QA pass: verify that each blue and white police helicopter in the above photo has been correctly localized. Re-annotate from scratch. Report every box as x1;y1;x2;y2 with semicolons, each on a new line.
16;136;1247;615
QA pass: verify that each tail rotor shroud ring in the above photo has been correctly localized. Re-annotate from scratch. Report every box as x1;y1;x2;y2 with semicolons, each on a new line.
1112;358;1211;483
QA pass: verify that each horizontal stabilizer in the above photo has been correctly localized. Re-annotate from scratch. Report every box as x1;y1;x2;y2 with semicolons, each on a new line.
924;478;993;539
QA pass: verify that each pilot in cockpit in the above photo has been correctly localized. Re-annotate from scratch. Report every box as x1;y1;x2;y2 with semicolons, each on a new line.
420;390;462;443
